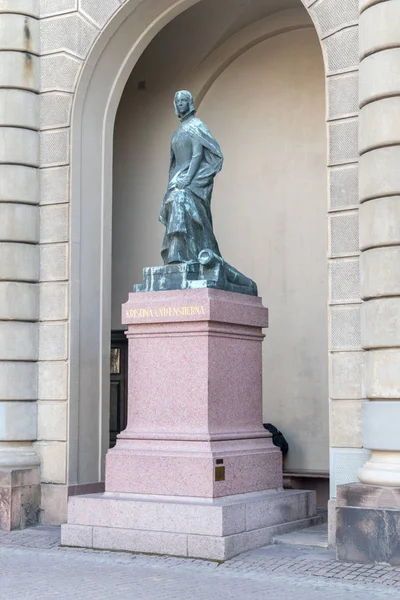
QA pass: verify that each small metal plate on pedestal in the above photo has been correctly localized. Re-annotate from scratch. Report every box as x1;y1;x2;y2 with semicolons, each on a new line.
215;466;225;481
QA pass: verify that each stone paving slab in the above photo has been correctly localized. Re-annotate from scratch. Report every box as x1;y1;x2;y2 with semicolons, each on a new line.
272;522;329;548
1;525;400;596
1;544;400;600
0;526;60;548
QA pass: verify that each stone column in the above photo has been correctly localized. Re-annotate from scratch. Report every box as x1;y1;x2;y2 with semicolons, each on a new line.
358;0;400;486
335;0;400;565
0;0;40;529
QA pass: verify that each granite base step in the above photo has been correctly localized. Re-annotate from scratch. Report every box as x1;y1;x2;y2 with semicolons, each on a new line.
62;488;318;561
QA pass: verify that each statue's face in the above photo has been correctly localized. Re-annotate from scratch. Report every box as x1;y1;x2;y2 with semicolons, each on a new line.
176;95;190;116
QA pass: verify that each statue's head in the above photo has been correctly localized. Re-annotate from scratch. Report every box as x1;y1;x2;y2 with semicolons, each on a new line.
174;90;195;118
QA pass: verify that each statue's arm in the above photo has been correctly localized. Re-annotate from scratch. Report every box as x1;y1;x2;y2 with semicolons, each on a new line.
169;146;176;178
185;137;203;184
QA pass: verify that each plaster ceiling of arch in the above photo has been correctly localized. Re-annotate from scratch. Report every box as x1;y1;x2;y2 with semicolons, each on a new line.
129;0;309;92
200;0;306;53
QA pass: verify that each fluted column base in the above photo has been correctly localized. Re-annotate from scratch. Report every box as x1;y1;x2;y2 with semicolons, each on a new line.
358;451;400;487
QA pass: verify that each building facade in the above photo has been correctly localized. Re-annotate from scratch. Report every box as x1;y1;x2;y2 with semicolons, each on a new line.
0;0;399;548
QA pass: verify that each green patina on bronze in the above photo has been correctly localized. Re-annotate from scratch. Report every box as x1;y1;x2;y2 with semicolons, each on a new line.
134;91;257;296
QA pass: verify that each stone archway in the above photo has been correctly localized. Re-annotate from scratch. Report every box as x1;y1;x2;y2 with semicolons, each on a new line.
38;0;361;515
111;6;326;477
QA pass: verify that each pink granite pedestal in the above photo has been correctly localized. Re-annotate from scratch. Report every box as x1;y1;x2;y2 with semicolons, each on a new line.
108;289;281;497
62;289;318;559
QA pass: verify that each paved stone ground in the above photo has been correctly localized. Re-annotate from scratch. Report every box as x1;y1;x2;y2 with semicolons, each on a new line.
273;522;329;548
1;526;400;600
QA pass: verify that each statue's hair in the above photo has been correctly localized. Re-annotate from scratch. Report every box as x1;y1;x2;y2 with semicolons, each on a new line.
174;90;196;116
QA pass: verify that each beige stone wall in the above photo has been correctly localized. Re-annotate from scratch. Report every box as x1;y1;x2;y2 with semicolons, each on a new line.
16;0;364;522
113;20;329;472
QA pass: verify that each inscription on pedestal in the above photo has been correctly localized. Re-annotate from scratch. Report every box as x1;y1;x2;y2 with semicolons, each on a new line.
125;305;206;319
215;466;226;482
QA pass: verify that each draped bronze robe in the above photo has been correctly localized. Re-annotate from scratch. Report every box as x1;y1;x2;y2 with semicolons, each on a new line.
159;114;223;264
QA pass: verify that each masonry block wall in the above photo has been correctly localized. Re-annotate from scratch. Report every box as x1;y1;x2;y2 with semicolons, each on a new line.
0;0;366;524
304;0;366;498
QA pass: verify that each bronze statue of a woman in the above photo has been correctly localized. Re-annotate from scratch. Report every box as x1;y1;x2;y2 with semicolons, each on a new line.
132;90;257;295
159;90;223;265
